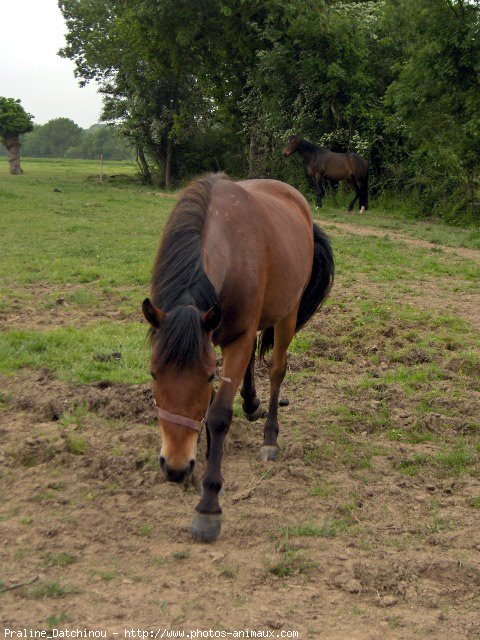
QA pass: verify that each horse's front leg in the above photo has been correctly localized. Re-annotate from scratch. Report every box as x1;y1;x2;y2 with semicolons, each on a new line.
190;332;257;542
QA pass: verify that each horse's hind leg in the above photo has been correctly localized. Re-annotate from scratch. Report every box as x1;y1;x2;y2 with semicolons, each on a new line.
359;176;368;212
315;178;325;207
241;338;264;421
260;312;297;461
348;176;360;211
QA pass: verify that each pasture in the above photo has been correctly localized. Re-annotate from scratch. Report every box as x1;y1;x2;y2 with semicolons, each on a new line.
1;159;480;638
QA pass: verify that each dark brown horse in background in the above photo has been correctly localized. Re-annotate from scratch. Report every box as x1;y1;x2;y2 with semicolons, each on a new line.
283;135;369;212
143;173;334;541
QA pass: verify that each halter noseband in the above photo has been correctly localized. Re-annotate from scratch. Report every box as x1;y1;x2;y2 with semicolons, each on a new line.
153;368;231;433
155;404;205;432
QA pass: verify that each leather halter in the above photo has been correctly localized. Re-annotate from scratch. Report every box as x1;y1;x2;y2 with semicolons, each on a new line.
155;404;205;432
154;368;231;433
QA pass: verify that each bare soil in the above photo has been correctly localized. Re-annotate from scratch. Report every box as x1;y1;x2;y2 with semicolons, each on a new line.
1;227;480;639
327;219;480;264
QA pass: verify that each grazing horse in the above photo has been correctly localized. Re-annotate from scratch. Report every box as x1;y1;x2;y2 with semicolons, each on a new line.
282;135;369;212
143;173;334;541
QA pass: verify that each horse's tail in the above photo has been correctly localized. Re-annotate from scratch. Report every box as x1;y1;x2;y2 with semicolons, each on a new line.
259;223;334;358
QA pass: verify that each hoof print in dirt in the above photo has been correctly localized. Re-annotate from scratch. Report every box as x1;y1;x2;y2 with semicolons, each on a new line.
189;513;222;543
259;445;278;461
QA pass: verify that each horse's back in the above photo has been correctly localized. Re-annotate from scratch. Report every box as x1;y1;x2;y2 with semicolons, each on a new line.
204;177;314;333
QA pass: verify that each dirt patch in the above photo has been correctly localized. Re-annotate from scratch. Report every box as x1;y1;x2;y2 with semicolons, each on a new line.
4;369;155;424
327;219;480;264
1;223;480;637
1;328;480;638
0;283;141;331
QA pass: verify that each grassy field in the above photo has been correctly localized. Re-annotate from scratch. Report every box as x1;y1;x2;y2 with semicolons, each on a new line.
1;158;479;638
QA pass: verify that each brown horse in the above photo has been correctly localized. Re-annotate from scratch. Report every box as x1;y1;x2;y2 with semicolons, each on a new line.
282;135;369;212
142;173;334;541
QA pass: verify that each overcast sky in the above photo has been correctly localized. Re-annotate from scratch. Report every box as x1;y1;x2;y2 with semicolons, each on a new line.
0;0;103;128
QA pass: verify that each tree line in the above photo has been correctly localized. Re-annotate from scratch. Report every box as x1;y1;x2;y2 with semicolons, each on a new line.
2;1;479;222
0;116;131;161
57;0;480;222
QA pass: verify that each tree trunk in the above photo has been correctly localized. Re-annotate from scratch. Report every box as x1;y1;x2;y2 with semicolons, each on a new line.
136;145;151;184
4;136;23;175
165;137;173;190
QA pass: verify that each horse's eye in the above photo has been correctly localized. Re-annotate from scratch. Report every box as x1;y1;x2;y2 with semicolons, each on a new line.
208;373;215;383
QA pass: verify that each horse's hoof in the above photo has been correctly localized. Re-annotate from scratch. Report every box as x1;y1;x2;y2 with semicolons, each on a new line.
278;398;290;407
359;206;366;214
189;512;222;542
259;445;278;461
195;484;225;497
245;404;266;422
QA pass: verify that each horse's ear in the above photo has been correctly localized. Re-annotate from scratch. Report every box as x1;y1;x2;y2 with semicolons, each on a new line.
200;304;221;333
142;298;166;328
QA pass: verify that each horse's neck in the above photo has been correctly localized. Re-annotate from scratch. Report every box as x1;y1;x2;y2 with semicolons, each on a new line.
297;139;325;162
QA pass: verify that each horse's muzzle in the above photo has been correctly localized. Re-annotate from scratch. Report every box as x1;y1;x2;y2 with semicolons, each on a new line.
159;456;195;483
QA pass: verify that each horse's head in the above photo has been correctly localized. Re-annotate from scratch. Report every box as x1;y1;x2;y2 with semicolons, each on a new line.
142;298;221;483
282;135;301;157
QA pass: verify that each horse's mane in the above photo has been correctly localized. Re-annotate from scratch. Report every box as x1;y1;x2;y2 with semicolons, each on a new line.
150;173;225;368
297;137;328;154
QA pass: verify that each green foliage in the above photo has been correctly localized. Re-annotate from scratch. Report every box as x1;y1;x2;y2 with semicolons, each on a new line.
66;124;132;160
57;0;480;221
0;97;33;142
16;121;132;160
22;118;82;158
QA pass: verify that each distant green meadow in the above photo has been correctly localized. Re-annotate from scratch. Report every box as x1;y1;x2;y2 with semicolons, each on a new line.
1;158;479;385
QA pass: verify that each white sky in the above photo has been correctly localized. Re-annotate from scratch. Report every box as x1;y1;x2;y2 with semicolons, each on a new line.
0;0;103;128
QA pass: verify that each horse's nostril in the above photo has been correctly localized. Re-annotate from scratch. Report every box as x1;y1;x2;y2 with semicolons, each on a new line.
159;455;166;469
189;459;195;473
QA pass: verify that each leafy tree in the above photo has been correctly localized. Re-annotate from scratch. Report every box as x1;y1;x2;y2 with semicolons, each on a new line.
22;118;82;158
57;0;480;221
385;0;480;219
66;124;132;160
0;97;34;174
59;0;214;186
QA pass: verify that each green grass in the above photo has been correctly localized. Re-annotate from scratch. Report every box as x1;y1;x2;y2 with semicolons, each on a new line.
1;158;479;387
138;523;154;537
42;552;76;568
395;454;431;476
65;432;88;455
436;445;476;475
0;323;149;383
0;158;165;289
314;194;480;250
27;580;73;599
267;543;314;577
46;611;69;628
467;496;480;509
59;402;89;428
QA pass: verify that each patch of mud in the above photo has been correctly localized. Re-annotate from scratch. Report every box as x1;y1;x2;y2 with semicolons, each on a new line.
5;369;155;424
